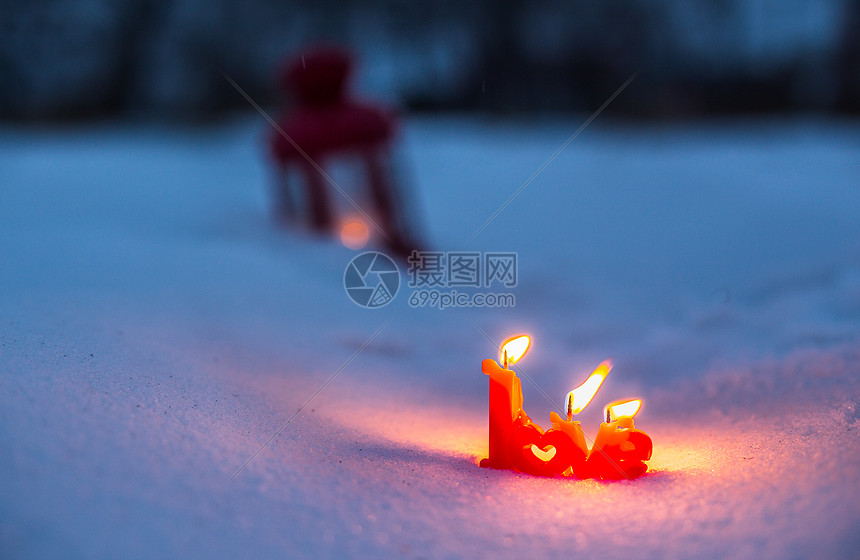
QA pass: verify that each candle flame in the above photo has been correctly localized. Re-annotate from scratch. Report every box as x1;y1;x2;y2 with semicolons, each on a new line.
605;399;642;422
566;359;612;415
500;335;530;368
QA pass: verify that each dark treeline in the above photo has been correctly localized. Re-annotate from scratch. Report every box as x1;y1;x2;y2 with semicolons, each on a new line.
2;0;859;121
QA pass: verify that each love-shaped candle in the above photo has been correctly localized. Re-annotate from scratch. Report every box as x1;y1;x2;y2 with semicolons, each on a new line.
480;334;652;479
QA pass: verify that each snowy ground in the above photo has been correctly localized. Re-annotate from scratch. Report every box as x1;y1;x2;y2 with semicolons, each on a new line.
1;115;859;559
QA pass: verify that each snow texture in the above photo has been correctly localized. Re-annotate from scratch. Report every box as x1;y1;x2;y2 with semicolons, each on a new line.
1;116;859;559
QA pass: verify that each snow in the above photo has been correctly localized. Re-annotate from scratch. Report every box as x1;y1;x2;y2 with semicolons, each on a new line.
1;116;859;559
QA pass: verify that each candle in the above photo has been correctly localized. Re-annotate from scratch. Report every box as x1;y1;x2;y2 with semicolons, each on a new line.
551;359;613;477
481;336;580;476
547;412;587;477
585;399;653;480
481;355;529;470
480;335;652;480
515;421;581;477
481;335;533;470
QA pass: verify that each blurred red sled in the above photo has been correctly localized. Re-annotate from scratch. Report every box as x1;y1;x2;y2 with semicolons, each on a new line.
268;46;422;258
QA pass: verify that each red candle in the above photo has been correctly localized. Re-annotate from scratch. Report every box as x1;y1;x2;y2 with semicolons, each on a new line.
547;411;588;477
481;355;528;470
557;359;612;477
482;337;596;477
480;335;652;480
482;354;583;477
481;335;533;470
585;399;653;480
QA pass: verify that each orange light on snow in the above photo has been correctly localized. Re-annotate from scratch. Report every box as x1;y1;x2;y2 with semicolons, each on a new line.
340;219;370;250
605;399;642;422
500;335;530;368
566;360;612;416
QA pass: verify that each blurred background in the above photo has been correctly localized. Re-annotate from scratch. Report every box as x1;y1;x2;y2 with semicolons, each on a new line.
2;0;859;121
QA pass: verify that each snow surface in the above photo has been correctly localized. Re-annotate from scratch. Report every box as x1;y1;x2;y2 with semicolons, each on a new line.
1;116;859;559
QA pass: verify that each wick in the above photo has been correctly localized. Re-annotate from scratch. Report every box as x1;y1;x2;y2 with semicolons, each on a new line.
503;349;508;369
604;406;611;423
566;394;573;422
